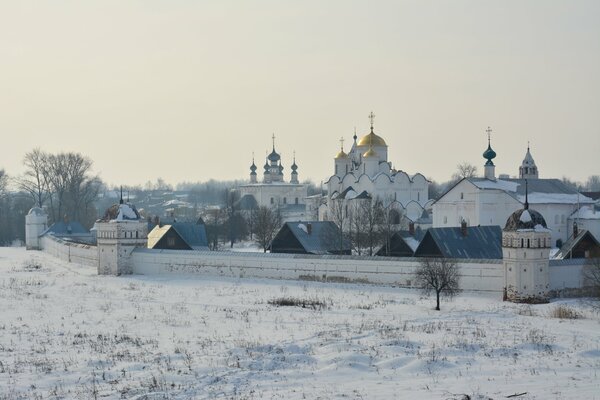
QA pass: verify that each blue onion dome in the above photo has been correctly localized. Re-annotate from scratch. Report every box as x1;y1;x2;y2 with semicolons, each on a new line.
268;149;281;162
291;161;298;172
263;160;269;171
483;144;496;165
250;161;257;173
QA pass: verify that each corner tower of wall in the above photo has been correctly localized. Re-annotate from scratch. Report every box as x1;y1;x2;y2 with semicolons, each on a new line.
25;207;48;250
96;201;147;275
502;201;551;303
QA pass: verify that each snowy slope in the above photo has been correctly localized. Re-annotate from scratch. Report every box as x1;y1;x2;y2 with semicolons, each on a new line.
0;247;599;399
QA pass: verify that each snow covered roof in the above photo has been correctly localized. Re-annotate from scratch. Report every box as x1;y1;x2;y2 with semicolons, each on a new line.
27;207;46;216
468;178;593;205
98;203;142;222
569;205;600;220
504;208;548;231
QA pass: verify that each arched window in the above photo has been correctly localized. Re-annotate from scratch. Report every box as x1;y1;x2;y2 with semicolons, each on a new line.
521;238;524;248
389;209;401;225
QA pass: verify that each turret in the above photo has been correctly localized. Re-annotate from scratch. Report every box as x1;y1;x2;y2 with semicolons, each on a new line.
96;191;148;275
249;156;257;184
501;182;551;303
334;137;351;178
519;143;539;179
483;126;496;180
25;207;48;250
290;152;299;184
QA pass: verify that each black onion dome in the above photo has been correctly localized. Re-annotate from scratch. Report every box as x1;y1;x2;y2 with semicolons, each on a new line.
504;208;547;231
268;149;281;162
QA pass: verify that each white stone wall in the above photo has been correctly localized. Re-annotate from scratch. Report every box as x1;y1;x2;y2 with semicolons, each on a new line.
132;249;504;292
40;235;98;267
549;259;586;290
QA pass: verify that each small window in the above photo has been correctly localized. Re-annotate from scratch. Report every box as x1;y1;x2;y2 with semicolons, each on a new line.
295;197;298;205
270;197;274;204
167;237;175;247
460;192;464;200
283;197;287;204
443;216;447;224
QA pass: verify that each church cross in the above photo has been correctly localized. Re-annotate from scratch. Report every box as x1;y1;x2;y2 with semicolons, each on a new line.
272;133;276;149
369;111;376;132
486;126;492;144
340;137;345;150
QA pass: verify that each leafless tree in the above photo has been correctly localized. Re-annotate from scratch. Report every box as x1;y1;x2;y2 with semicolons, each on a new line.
329;198;348;253
378;200;405;256
347;200;365;255
253;206;282;252
452;162;478;181
415;257;461;311
360;197;384;255
16;149;51;208
586;175;600;191
583;257;600;298
0;169;8;197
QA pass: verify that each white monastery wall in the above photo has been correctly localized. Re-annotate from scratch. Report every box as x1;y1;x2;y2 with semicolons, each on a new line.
548;259;586;290
35;236;586;293
40;236;98;267
131;249;505;292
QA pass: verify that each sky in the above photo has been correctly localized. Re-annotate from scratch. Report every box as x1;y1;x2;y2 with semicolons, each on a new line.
1;0;599;187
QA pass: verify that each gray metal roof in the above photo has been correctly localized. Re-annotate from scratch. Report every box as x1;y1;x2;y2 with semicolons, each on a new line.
277;221;351;254
42;221;89;236
171;222;208;249
415;225;503;259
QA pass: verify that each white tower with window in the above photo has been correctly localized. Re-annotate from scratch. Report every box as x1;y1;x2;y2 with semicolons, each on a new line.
501;187;551;303
96;195;147;275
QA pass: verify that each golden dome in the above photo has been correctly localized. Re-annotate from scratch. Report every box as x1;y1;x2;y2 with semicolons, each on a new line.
363;148;378;158
357;131;387;147
335;150;349;159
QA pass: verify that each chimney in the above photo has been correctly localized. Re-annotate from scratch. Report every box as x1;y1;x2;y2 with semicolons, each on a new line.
153;215;160;227
460;220;468;236
409;222;415;236
307;223;312;235
573;221;578;238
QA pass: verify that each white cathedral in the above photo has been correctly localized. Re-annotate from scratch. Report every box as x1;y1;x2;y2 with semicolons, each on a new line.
237;135;309;222
320;112;430;226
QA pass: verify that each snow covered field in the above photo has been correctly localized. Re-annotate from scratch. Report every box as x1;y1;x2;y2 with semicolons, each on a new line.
0;247;599;399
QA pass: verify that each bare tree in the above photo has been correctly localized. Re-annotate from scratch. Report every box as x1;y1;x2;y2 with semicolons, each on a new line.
360;197;384;255
452;162;478;182
347;200;365;255
329;198;347;253
253;206;282;252
583;257;600;298
415;257;461;311
16;149;51;208
586;175;600;191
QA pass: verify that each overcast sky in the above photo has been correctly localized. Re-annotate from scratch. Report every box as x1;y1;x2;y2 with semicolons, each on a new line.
1;0;599;187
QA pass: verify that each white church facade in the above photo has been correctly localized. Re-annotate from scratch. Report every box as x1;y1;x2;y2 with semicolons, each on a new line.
433;130;594;247
237;136;309;222
321;113;431;226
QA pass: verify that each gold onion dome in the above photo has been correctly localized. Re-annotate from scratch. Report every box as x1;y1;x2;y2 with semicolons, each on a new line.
357;132;387;147
335;150;349;159
363;147;378;158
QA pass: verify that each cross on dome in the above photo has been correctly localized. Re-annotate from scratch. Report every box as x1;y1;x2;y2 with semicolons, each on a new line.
486;126;492;144
369;111;376;132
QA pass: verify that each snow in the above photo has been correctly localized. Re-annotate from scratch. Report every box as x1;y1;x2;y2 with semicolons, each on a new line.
571;205;600;220
404;236;420;252
297;223;308;234
519;210;532;223
517;192;594;205
472;179;519;192
115;204;139;221
1;247;600;399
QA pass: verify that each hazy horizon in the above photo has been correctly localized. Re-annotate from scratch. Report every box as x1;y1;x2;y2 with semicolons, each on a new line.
2;1;599;187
